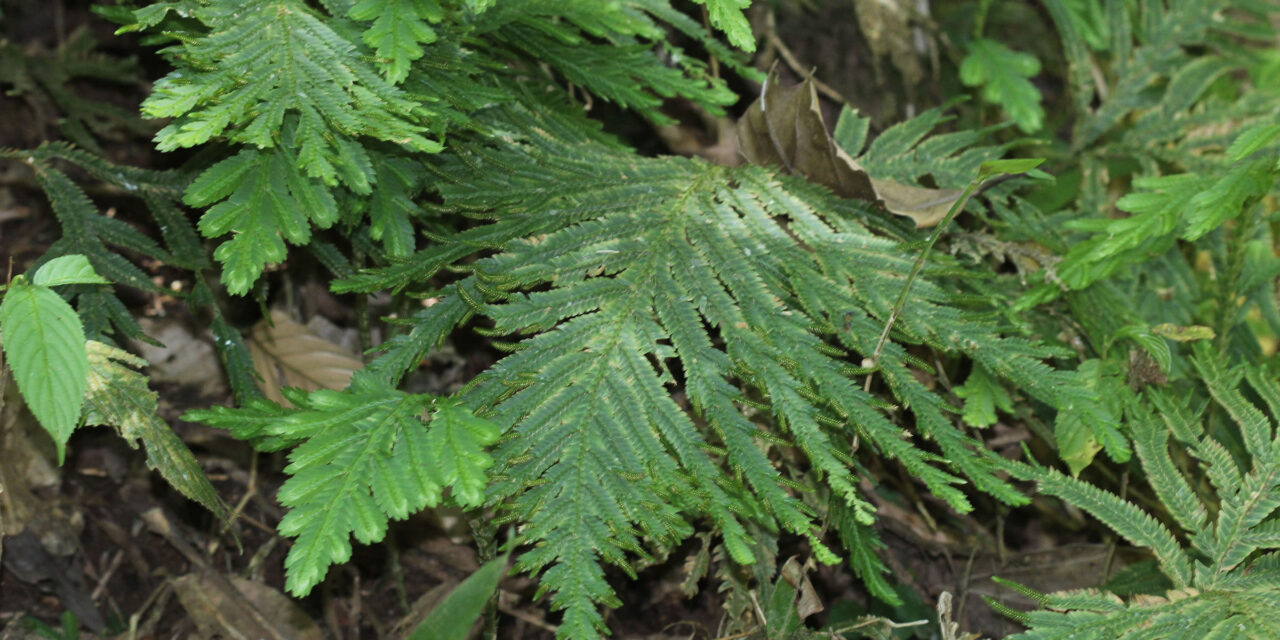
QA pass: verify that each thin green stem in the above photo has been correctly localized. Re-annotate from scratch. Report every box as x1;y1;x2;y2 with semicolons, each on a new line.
865;179;983;391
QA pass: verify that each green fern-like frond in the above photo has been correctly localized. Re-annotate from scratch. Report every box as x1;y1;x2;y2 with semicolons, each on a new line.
690;0;753;52
0;28;151;153
142;0;438;156
1010;0;1279;311
960;38;1044;134
1002;351;1280;639
184;373;499;595
835;103;1008;191
348;0;445;84
331;99;1091;635
1043;0;1273;151
0;143;200;340
139;0;440;294
1051;127;1277;295
476;5;737;123
185;147;340;295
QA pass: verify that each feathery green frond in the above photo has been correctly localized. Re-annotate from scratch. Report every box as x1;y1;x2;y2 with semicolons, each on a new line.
327;99;1096;634
689;0;753;52
1004;358;1280;638
0;28;150;153
960;38;1044;134
0;143;199;340
187;148;339;295
184;374;499;596
348;0;445;84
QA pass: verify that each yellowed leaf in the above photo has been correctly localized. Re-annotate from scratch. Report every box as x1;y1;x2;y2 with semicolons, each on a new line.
247;310;364;404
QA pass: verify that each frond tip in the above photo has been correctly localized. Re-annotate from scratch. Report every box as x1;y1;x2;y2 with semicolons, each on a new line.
184;374;500;596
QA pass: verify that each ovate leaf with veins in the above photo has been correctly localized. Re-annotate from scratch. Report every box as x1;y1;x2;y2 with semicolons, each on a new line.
0;281;88;463
31;255;111;287
961;38;1045;134
83;341;228;521
184;375;500;596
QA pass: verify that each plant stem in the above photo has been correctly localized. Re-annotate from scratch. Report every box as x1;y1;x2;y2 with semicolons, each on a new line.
865;178;983;391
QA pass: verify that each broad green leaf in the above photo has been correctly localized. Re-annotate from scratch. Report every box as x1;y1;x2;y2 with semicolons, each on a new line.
83;341;228;521
409;554;510;640
32;255;111;287
960;38;1045;134
978;158;1045;180
0;282;88;463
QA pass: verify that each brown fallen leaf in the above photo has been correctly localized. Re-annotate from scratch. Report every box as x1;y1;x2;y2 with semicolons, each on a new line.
173;573;323;640
779;556;824;620
737;71;963;227
247;310;365;404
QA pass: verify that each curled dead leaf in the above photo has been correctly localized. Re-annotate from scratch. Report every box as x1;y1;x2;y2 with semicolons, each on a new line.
736;71;963;227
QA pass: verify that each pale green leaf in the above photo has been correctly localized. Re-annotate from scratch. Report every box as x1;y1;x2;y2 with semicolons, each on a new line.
978;158;1045;180
32;254;111;287
0;282;88;463
1151;323;1215;342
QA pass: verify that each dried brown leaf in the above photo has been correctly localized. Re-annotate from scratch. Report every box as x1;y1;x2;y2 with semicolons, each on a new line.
736;71;961;227
779;556;824;620
173;573;323;640
247;310;364;404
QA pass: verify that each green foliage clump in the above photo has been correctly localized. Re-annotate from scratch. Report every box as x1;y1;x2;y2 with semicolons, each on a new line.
188;375;499;595
4;0;1280;638
995;350;1280;639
